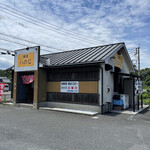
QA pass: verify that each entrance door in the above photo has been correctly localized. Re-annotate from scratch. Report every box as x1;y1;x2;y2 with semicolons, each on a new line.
123;78;133;107
26;82;34;104
17;72;34;104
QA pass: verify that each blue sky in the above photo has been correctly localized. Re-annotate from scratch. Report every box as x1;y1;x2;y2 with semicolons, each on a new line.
0;0;150;69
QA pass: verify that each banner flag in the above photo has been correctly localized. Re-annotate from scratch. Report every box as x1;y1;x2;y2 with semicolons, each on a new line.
0;83;5;101
21;75;34;84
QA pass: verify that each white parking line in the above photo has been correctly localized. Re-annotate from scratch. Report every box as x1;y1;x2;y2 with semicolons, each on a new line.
92;116;99;119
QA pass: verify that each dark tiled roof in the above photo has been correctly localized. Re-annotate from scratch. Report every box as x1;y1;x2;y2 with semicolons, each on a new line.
40;42;125;67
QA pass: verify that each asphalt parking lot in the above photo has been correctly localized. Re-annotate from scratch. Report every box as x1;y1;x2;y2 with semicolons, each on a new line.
0;105;150;150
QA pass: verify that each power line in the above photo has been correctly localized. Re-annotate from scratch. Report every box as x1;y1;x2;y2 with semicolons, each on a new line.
1;20;25;49
0;47;14;52
0;12;95;45
0;38;55;52
0;4;100;45
0;2;101;44
0;32;63;52
0;47;15;56
0;19;63;53
0;14;89;48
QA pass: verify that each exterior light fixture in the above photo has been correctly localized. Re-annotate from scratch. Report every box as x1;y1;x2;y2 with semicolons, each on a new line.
110;56;115;59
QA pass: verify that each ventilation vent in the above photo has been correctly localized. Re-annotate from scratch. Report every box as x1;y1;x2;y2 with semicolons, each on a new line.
46;58;50;66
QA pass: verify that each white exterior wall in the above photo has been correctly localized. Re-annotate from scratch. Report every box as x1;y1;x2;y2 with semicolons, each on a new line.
101;51;132;113
121;51;131;74
103;62;114;104
98;67;102;106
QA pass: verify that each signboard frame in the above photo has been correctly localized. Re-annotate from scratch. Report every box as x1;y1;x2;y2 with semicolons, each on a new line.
14;46;40;72
61;81;79;93
135;80;143;95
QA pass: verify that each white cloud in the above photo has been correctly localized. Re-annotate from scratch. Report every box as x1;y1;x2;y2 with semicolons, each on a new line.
0;55;14;69
0;0;149;69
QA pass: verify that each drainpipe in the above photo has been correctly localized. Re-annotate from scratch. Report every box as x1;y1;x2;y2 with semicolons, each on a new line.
100;66;104;114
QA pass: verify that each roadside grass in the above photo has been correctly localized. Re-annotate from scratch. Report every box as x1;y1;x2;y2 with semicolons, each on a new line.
143;98;150;105
0;101;3;104
142;91;150;105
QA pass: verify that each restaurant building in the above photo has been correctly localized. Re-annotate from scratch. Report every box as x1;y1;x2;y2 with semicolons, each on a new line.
12;42;143;114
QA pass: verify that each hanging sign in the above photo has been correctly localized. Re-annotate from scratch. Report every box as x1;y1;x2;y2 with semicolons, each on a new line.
114;54;123;69
21;75;34;84
61;81;79;93
14;46;40;72
0;83;5;101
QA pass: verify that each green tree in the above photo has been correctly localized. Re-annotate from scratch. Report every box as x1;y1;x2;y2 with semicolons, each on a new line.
0;70;12;79
145;75;150;87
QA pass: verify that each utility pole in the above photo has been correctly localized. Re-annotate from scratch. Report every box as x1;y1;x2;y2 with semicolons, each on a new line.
134;46;140;76
137;46;140;76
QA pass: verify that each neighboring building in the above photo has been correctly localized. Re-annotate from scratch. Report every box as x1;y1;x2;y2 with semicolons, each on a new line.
12;43;142;113
0;76;11;83
0;76;11;91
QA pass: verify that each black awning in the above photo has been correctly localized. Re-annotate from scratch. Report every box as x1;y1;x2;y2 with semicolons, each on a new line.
111;71;142;79
105;64;113;71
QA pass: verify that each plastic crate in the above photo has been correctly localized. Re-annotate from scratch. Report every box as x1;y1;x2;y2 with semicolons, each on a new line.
113;99;123;106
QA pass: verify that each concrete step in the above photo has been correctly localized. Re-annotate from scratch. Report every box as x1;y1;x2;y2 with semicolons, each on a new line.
39;107;99;116
15;103;33;108
3;102;14;106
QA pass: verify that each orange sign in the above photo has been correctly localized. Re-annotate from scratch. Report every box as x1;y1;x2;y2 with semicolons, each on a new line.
17;52;34;67
114;54;123;69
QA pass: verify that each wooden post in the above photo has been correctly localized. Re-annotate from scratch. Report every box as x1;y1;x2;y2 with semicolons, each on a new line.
13;72;18;105
33;70;39;109
33;46;40;109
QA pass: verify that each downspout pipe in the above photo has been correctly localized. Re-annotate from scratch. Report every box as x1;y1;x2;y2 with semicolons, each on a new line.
100;66;104;114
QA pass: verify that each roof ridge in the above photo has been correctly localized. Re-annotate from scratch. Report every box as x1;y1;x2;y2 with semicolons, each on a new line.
41;42;125;57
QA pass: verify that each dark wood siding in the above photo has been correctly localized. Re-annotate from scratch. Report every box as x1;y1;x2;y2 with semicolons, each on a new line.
47;65;99;105
47;92;99;105
47;65;99;81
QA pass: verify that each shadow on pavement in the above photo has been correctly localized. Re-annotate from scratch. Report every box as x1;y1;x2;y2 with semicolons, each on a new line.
139;107;149;114
102;112;121;117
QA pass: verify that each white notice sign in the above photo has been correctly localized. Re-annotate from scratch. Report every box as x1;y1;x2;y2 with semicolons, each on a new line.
61;81;79;93
135;80;143;95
